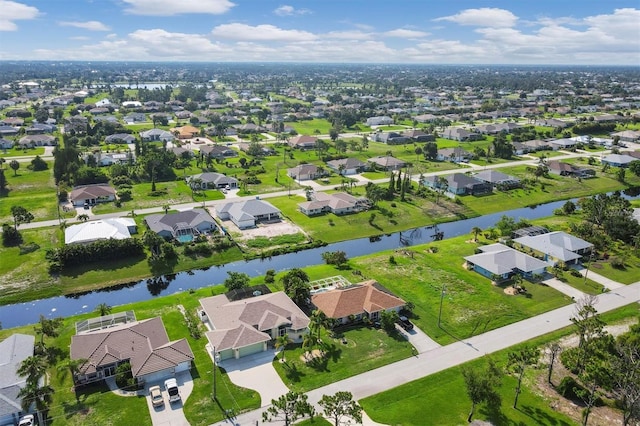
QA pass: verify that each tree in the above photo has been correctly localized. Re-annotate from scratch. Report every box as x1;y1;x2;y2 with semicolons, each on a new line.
95;303;112;316
414;146;422;161
18;381;54;426
629;160;640;177
577;359;609;426
546;342;562;384
611;332;640;425
143;229;164;258
34;315;62;347
471;226;482;242
508;346;539;408
319;391;363;426
275;334;291;362
77;213;89;222
18;355;48;386
57;357;88;397
9;159;19;176
0;169;6;193
11;205;34;230
30;155;48;171
281;268;311;306
262;391;314;426
321;250;348;268
462;357;503;422
223;271;250;291
571;295;606;351
380;309;399;332
309;310;329;342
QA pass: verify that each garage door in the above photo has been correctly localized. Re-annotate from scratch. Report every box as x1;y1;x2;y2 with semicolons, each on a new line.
218;348;234;361
140;368;173;384
238;342;264;358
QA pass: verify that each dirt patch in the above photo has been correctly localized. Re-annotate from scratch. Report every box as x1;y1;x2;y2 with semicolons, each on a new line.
301;349;323;363
504;287;519;295
224;219;306;241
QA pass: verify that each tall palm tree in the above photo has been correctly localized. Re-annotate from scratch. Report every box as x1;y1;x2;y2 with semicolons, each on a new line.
471;226;482;242
18;381;54;426
95;303;112;316
309;310;328;341
275;334;291;362
57;357;88;400
18;355;48;386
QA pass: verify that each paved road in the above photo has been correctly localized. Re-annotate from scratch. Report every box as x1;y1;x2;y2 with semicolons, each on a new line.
213;280;640;426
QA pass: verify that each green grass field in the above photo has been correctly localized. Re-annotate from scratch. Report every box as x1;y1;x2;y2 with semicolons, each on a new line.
0;147;46;158
273;326;414;392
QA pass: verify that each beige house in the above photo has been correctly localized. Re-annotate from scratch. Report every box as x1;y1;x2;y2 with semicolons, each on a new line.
311;280;405;324
200;291;310;360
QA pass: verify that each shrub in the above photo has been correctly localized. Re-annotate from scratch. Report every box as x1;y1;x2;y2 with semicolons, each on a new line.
610;257;625;269
570;269;582;277
557;376;583;399
2;224;22;247
118;189;132;202
389;255;396;265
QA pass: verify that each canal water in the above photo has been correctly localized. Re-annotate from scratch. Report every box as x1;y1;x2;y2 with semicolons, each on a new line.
0;191;635;329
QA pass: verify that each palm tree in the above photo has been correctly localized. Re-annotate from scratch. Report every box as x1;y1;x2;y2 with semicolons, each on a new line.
275;334;291;362
18;355;48;386
471;226;482;242
57;357;88;400
18;381;54;426
309;310;328;341
95;303;112;316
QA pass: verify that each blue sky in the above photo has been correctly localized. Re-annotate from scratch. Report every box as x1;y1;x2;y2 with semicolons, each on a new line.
0;0;638;64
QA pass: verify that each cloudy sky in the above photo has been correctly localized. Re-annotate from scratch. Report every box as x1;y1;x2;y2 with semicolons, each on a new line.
0;0;639;64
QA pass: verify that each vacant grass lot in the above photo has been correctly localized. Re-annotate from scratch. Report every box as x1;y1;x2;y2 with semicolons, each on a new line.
273;326;414;393
0;160;69;223
270;188;474;243
360;305;639;426
0;284;260;426
349;235;572;345
461;166;640;215
0;146;45;158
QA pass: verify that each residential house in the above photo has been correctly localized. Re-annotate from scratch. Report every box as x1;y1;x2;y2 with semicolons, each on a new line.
123;112;146;124
424;173;492;196
200;291;309;360
172;125;200;139
549;138;577;151
25;123;56;134
512;231;593;266
436;147;473;163
0;117;23;127
64;116;88;134
140;128;175;142
326;157;367;175
611;130;640;143
601;154;636;168
17;134;57;148
65;218;137;245
287;164;324;181
464;243;549;281
288;135;318;150
71;314;194;385
547;161;596;178
237;142;275;156
474;170;521;189
403;129;434;142
199;144;237;159
171;146;194;158
367;156;406;171
0;334;35;425
144;209;217;240
89;152;134;166
0;138;14;150
475;122;523;134
0;125;18;137
366;116;394;126
414;114;440;123
372;132;409;145
512;139;552;155
311;280;405;324
512;226;549;239
298;192;368;216
188;172;238;189
539;118;571;128
69;184;117;207
105;133;136;144
216;199;281;229
442;127;481;142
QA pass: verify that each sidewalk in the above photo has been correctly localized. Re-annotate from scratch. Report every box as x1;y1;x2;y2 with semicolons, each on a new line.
213;281;640;425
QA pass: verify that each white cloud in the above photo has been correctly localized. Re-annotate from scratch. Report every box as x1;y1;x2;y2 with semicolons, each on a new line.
274;5;311;17
0;0;39;31
324;30;373;40
69;36;90;41
383;29;429;38
122;0;234;16
211;23;317;42
59;20;110;31
434;8;517;28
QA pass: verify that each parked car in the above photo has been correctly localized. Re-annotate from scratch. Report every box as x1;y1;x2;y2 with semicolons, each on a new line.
398;316;414;331
164;378;181;403
149;385;164;407
18;414;35;426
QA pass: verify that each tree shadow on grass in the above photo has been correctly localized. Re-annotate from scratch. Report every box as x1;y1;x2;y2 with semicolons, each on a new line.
282;362;305;383
516;404;573;426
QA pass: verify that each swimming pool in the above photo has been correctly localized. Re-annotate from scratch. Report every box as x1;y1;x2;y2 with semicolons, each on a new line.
177;234;194;243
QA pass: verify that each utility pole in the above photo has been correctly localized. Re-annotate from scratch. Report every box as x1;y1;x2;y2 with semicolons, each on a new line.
438;283;446;328
212;346;218;401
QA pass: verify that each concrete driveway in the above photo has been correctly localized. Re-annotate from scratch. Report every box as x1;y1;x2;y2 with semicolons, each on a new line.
145;371;193;426
395;323;441;354
216;349;289;407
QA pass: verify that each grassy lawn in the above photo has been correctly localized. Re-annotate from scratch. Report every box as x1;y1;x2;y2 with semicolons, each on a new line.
349;235;572;345
589;255;640;285
286;119;334;135
0;147;45;157
270;188;474;243
273;326;414;393
461;166;640;215
0;284;261;426
360;304;640;426
558;273;605;295
0;160;62;223
470;156;526;167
